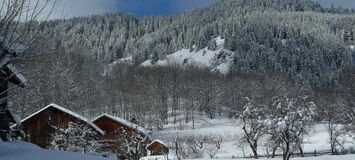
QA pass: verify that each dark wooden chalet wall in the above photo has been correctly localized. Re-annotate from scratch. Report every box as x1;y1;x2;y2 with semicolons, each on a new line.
146;141;169;156
93;115;150;158
94;116;136;137
21;106;100;148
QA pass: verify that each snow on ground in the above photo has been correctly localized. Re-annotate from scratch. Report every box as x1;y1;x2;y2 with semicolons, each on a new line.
0;141;116;160
140;155;178;160
186;154;355;160
152;112;355;159
303;125;353;152
141;37;235;74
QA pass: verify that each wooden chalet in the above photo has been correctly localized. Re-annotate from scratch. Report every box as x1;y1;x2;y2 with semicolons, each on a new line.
146;139;169;156
0;42;27;141
18;103;104;148
92;113;150;158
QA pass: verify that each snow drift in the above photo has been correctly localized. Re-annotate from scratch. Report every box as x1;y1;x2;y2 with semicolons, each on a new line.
0;141;116;160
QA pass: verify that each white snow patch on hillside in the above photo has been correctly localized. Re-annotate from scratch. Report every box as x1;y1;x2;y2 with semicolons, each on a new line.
215;36;225;47
103;56;132;76
141;37;235;74
0;141;116;160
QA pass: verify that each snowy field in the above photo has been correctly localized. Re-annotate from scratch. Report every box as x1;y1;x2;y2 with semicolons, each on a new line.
185;154;355;160
152;112;355;159
1;116;355;160
0;141;116;160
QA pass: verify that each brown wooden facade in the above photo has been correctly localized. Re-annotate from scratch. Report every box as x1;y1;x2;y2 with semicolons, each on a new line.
18;103;104;148
146;140;169;156
0;49;27;141
92;114;150;159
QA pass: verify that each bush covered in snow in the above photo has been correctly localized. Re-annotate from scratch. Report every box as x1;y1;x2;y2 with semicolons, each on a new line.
49;122;102;154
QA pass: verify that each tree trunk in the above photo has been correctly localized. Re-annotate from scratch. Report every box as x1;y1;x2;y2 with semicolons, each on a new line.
247;140;258;159
329;122;336;155
192;107;195;129
283;141;290;160
172;94;178;125
242;125;258;159
286;153;292;160
251;147;258;159
272;145;278;158
175;139;179;160
299;146;304;157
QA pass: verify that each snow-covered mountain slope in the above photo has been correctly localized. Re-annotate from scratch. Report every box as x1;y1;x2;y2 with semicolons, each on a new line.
141;37;235;74
0;141;116;160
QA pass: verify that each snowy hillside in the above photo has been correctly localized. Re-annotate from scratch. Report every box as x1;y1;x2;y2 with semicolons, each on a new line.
141;37;235;74
0;141;116;160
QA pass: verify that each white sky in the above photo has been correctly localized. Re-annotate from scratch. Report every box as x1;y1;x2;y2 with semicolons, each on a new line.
30;0;355;20
315;0;355;9
49;0;118;19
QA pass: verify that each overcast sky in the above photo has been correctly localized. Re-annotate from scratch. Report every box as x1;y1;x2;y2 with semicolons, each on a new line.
51;0;217;19
314;0;355;8
50;0;119;19
50;0;355;19
116;0;217;17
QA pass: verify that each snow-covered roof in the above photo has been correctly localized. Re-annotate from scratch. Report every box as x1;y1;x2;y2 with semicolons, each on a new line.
5;64;27;87
20;103;104;135
92;113;148;134
8;43;26;55
146;139;168;149
0;36;26;55
0;55;11;68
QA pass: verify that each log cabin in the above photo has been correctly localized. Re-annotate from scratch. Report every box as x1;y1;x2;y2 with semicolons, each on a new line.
0;52;26;141
146;139;169;156
0;42;27;141
17;103;104;148
92;113;150;159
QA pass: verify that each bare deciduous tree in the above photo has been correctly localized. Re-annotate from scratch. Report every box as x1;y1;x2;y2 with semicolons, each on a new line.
240;97;268;159
0;0;55;141
0;0;55;48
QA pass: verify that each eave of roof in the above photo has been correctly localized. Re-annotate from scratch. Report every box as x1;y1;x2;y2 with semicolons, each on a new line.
92;113;148;134
146;139;168;150
5;64;27;87
19;103;104;135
